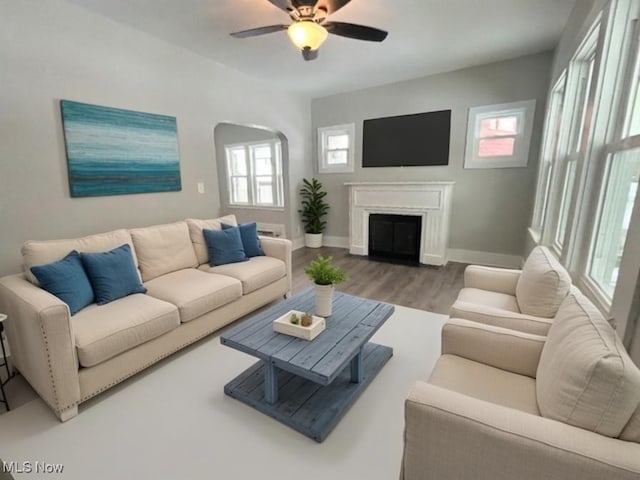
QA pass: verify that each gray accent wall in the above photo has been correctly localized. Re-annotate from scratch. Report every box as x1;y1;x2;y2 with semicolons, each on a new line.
311;52;552;260
0;0;311;276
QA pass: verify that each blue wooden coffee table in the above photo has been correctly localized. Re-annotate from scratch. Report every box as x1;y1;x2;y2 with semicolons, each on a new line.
221;288;394;442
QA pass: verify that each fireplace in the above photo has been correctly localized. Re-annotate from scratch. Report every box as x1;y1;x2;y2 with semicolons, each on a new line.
368;214;422;264
345;181;454;266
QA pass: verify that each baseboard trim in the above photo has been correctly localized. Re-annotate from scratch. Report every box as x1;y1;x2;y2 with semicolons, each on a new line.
292;237;305;251
447;249;522;268
292;236;349;251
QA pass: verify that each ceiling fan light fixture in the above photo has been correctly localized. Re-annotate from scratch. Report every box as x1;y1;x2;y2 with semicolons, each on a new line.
287;20;328;51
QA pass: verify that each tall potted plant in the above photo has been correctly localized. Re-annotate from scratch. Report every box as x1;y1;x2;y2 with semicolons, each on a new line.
304;255;347;317
299;178;329;248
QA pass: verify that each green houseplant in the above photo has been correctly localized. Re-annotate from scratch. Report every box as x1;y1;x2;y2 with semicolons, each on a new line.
299;178;329;248
304;255;347;317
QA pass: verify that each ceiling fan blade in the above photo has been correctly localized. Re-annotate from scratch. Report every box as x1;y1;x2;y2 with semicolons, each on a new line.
315;0;352;15
302;48;319;61
230;24;289;39
324;21;388;42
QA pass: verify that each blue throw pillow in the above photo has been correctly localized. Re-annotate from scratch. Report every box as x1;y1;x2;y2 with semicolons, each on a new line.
203;227;249;266
31;250;95;315
80;244;146;305
222;222;264;258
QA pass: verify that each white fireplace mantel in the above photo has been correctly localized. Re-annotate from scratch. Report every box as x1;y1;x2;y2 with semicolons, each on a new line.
345;181;455;266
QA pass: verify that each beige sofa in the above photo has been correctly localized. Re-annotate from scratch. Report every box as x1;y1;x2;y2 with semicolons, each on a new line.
449;246;572;335
0;215;292;421
401;287;640;479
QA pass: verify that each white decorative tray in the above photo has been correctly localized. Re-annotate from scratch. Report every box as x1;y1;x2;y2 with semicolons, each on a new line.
273;310;326;341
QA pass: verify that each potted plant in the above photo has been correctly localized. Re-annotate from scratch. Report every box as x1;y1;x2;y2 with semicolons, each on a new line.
299;178;329;248
304;255;347;317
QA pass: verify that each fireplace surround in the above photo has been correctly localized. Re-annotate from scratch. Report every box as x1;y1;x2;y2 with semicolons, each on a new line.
345;182;455;266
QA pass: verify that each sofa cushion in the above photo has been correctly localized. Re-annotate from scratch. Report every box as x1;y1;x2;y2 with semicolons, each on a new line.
201;256;286;295
516;246;571;317
186;215;237;265
457;287;520;313
222;222;264;257
30;250;94;315
621;405;640;443
144;269;242;323
81;244;147;305
536;289;640;437
72;294;179;367
22;229;138;285
130;221;198;282
429;354;540;416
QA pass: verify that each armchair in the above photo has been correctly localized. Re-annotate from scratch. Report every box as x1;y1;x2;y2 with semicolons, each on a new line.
449;246;571;335
401;288;640;480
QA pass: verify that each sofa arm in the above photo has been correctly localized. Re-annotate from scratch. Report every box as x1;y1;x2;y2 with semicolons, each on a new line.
260;236;292;295
450;300;553;336
401;382;640;480
441;319;545;378
0;274;80;421
464;265;521;295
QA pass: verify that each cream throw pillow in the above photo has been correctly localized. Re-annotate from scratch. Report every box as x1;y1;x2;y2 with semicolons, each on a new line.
536;289;640;437
130;221;198;282
515;246;571;317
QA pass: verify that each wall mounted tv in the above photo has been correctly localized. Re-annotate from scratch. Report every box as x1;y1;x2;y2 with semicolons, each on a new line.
362;110;451;167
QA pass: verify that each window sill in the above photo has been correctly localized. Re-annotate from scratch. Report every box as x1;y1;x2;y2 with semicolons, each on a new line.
527;227;541;245
318;167;355;174
228;204;285;212
577;274;612;316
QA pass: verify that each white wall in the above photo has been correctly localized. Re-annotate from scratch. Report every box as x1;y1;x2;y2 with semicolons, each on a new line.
311;52;552;264
0;0;311;276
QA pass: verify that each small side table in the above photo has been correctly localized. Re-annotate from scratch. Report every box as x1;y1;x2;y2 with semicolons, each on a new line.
0;314;12;411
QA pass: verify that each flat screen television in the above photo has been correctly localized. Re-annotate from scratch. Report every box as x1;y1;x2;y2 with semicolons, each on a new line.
362;110;451;167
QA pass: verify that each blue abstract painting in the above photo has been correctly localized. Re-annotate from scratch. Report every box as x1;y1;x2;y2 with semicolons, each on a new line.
60;100;182;197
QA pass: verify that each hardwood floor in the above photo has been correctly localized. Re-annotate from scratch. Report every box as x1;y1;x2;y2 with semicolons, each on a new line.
292;247;467;315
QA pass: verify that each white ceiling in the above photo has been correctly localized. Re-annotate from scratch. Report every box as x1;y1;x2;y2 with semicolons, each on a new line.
69;0;577;98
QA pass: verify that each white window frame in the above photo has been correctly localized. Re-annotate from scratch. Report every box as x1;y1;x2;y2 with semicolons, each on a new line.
530;0;640;318
464;100;536;169
317;123;355;173
546;21;600;257
581;4;640;307
530;74;567;239
224;139;284;209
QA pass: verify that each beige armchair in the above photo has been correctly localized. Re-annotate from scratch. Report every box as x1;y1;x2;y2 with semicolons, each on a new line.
449;246;571;335
401;288;640;480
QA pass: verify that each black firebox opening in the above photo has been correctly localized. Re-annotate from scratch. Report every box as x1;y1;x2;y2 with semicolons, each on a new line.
368;214;422;265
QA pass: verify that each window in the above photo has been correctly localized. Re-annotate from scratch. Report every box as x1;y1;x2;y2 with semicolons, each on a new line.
225;140;283;208
530;0;640;312
464;100;536;169
586;8;640;300
549;24;599;254
589;148;640;296
531;75;567;234
318;124;355;173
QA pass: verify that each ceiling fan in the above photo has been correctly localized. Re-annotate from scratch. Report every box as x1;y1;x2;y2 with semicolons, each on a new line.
230;0;388;61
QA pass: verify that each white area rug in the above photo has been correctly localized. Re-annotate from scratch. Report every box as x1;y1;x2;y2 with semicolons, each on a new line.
0;305;446;480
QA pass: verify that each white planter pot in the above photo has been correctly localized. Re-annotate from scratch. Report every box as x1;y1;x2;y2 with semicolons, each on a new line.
305;233;323;248
314;284;334;317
